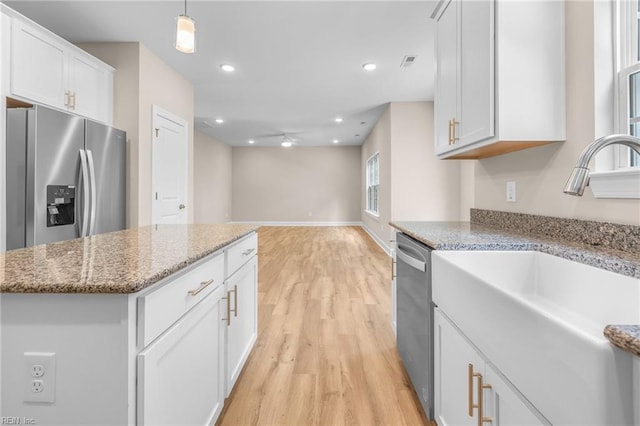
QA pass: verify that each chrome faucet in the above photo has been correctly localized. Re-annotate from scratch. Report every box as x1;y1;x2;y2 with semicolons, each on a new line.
563;134;640;196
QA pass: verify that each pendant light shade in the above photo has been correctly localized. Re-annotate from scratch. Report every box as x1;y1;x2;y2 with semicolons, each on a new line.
175;1;195;53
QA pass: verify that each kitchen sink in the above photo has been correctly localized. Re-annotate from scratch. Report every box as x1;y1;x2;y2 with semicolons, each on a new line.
432;250;639;425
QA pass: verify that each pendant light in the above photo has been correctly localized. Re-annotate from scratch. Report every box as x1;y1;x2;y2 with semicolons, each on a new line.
175;0;196;54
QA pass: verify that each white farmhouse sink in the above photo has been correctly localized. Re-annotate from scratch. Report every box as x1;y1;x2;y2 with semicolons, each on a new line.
432;251;639;426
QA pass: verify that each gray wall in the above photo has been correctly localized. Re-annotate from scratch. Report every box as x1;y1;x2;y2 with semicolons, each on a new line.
232;146;361;223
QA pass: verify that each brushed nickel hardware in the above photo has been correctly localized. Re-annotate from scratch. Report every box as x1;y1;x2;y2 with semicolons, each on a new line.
564;134;640;196
231;284;238;317
242;248;255;256
155;128;160;137
179;203;186;210
188;278;214;296
222;291;231;326
64;91;70;107
448;119;453;145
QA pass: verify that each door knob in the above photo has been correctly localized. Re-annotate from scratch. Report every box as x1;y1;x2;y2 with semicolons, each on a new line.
179;203;186;210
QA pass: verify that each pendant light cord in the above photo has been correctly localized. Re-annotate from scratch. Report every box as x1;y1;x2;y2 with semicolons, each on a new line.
184;0;187;15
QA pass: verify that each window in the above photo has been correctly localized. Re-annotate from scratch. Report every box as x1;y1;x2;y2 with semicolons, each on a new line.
366;153;379;216
617;0;640;168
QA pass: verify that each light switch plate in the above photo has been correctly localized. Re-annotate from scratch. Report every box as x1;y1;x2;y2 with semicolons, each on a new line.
506;181;517;202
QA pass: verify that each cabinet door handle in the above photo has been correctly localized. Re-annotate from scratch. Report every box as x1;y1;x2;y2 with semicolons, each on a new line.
222;291;231;326
453;119;460;143
68;91;77;110
448;119;453;145
230;284;238;317
242;248;255;256
64;90;70;107
188;278;214;296
468;364;475;416
468;364;493;425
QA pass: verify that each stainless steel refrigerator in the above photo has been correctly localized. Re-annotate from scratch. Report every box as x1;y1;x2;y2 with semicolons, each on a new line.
6;105;126;250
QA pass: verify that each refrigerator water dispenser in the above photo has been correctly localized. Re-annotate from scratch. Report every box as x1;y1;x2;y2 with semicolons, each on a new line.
46;185;75;227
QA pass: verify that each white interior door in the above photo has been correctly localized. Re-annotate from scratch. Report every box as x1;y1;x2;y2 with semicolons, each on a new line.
152;106;188;224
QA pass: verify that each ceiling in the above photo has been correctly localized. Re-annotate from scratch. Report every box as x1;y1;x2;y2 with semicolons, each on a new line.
4;1;436;147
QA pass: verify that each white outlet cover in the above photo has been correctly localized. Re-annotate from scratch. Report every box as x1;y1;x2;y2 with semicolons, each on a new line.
23;352;56;403
506;181;517;202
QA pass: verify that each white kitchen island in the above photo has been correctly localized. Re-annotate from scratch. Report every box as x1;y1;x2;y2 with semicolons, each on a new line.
0;224;259;426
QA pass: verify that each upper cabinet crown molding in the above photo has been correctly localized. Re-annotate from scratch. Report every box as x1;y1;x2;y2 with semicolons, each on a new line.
432;0;566;159
1;4;114;125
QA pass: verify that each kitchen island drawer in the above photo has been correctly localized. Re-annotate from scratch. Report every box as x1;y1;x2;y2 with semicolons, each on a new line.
226;232;258;277
138;252;224;347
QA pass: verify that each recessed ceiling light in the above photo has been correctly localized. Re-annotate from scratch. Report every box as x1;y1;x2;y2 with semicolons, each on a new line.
281;141;292;148
248;140;255;144
220;64;235;72
362;63;377;71
333;139;339;144
335;117;343;123
215;118;224;124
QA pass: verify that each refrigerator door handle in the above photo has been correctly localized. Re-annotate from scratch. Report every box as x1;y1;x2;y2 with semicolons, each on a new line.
79;149;90;237
86;149;97;236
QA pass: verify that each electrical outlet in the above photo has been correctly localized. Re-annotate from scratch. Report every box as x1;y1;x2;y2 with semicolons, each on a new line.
506;181;517;202
31;380;44;393
31;364;44;377
23;352;55;403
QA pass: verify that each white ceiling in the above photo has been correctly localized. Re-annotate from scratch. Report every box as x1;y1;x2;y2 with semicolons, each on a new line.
4;1;436;147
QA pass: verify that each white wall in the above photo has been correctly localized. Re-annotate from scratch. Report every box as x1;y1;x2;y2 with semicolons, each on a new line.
194;131;232;224
232;146;361;223
472;1;640;226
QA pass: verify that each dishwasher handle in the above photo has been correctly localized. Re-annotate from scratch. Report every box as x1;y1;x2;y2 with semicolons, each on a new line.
396;244;427;272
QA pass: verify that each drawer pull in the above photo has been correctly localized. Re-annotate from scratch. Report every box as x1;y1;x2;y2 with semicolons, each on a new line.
222;292;231;326
187;278;215;296
242;248;255;256
230;284;238;317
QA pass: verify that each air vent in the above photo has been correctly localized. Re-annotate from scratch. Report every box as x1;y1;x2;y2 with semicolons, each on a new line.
400;55;418;68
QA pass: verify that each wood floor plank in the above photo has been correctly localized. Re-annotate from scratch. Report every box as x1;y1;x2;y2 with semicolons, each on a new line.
218;226;432;426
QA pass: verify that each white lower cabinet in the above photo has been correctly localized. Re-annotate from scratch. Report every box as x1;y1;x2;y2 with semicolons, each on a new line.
138;284;226;426
434;308;547;426
225;255;258;396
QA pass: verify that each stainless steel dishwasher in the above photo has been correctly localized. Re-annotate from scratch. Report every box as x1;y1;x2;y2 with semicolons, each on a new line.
396;232;433;419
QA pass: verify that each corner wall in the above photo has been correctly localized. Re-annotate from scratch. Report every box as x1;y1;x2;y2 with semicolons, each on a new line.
473;1;640;225
361;106;392;243
194;131;232;224
78;42;195;227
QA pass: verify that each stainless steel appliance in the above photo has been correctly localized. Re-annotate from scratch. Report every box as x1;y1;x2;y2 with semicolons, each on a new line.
6;105;126;249
396;232;434;419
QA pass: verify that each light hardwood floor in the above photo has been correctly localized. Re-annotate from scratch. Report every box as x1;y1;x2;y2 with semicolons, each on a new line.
218;226;432;426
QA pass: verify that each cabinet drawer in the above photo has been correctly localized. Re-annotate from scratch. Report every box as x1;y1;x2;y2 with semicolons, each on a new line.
138;252;224;348
226;233;257;278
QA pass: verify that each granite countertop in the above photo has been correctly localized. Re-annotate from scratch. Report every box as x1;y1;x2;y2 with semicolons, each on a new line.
0;224;259;294
390;220;640;358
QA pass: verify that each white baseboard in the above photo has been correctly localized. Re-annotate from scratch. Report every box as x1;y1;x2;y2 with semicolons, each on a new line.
231;221;362;227
360;223;391;256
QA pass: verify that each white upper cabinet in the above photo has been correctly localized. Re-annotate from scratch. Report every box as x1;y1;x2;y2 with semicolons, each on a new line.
6;9;113;124
432;0;565;159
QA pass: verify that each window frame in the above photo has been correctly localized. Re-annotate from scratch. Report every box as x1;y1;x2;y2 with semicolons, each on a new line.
615;0;640;169
365;152;380;217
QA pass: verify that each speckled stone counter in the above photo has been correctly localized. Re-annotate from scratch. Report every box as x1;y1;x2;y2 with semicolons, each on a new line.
0;224;259;294
391;216;640;358
604;325;640;357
